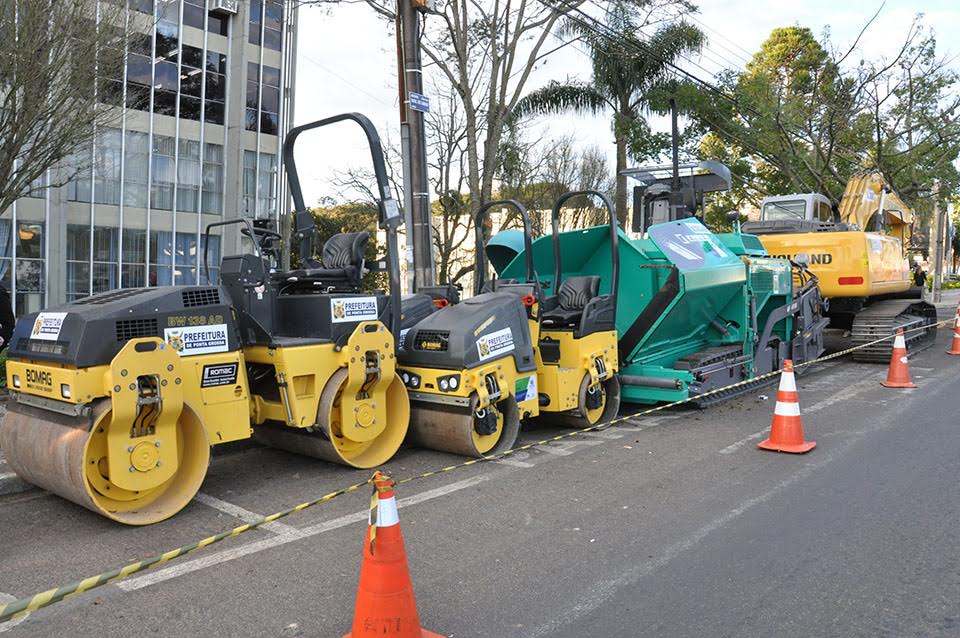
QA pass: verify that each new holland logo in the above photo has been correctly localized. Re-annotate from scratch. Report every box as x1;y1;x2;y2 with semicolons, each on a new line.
476;327;514;362
330;296;379;323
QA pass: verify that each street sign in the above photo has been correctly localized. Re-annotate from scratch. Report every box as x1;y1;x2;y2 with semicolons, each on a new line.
409;92;430;113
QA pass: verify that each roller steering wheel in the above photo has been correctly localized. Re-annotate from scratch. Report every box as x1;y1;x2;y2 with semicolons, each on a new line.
241;226;283;242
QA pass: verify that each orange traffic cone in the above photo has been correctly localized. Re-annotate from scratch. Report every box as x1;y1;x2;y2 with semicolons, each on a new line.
758;360;816;454
948;311;960;356
881;328;917;388
342;472;445;638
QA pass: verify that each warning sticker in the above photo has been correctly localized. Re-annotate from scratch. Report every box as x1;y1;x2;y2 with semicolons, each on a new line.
201;362;239;388
398;328;409;349
514;374;537;402
331;296;379;323
30;312;68;341
164;324;229;357
477;327;514;362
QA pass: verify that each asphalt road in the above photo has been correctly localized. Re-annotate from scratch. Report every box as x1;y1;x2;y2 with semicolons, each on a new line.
1;325;959;637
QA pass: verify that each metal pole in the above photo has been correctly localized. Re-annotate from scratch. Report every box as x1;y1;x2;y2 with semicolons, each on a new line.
398;0;435;289
668;97;684;221
932;182;944;303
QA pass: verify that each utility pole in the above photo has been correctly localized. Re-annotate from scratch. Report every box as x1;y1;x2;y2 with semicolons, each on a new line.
932;181;945;303
396;0;436;291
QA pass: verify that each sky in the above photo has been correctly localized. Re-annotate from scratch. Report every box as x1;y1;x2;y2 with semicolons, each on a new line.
292;0;960;206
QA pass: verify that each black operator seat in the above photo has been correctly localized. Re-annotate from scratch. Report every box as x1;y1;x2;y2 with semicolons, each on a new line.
542;276;600;328
276;231;369;292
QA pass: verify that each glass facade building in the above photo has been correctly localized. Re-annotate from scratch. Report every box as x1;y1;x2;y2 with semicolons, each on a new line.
5;0;298;314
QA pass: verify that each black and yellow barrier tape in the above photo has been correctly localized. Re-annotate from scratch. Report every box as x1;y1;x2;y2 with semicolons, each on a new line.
0;318;953;624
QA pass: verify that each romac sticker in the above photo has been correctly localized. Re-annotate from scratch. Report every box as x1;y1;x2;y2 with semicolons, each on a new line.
30;312;67;341
514;374;537;402
330;296;379;323
476;327;514;362
201;362;239;388
164;324;229;357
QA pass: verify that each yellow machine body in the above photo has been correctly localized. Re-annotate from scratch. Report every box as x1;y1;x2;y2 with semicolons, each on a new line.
536;329;619;416
757;230;912;298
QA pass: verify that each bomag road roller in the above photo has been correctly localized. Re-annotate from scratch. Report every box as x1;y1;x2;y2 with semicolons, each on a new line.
396;195;620;457
0;113;414;525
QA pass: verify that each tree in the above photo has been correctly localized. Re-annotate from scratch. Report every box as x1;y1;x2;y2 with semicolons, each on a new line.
683;20;960;223
515;2;704;225
0;0;129;216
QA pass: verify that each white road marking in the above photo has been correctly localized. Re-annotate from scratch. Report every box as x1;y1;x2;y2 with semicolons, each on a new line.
495;458;535;468
117;474;490;592
193;493;304;537
579;430;624;440
719;377;879;455
0;593;29;632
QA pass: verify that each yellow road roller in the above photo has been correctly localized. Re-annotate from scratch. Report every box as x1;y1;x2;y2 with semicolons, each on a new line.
396;196;620;458
0;113;415;524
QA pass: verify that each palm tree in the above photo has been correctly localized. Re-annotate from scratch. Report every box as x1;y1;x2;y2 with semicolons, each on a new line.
515;6;705;225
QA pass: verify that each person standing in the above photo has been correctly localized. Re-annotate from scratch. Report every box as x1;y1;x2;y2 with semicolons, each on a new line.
913;262;927;288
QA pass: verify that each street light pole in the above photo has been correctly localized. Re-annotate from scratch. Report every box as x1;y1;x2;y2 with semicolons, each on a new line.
932;182;945;303
396;0;436;291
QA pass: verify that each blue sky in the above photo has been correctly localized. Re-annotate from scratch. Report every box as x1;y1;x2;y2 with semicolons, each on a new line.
293;0;960;204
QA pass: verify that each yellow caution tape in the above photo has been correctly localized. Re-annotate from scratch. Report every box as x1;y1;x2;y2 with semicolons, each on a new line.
0;317;952;624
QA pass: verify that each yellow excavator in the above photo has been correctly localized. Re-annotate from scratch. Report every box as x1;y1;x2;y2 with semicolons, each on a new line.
743;172;937;361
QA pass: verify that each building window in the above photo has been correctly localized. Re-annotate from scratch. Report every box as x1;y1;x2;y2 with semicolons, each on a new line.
177;139;201;212
124;131;149;208
153;18;179;116
263;1;283;51
201;234;222;284
128;0;154;14
149;231;214;286
67;226;118;298
149;230;173;286
151;135;176;210
25;172;46;199
205;51;227;125
244;152;278;218
249;0;263;46
126;32;153;112
122;229;147;288
67;143;93;203
183;0;205;29
93;129;123;206
258;153;277;218
180;44;203;122
246;63;280;134
202;143;224;215
0;222;46;314
208;11;229;37
242;151;257;216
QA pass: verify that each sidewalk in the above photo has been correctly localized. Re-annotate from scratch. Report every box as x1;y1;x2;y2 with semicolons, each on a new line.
929;287;960;320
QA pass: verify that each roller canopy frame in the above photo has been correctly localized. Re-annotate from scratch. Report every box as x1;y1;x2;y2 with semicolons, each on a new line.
474;200;536;296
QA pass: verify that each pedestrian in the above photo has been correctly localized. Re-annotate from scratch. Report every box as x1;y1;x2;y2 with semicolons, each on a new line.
0;284;13;352
913;262;926;287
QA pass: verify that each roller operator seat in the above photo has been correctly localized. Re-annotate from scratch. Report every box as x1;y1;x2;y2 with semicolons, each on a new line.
277;231;369;292
541;276;601;328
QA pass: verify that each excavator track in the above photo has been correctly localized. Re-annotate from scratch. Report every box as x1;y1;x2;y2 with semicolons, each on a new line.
849;300;938;363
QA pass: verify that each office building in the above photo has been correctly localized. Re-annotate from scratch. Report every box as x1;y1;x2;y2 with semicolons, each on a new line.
5;0;297;314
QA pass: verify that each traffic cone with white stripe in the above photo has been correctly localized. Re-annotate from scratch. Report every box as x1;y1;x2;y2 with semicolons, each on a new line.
342;472;445;638
881;328;917;388
758;360;816;454
948;309;960;356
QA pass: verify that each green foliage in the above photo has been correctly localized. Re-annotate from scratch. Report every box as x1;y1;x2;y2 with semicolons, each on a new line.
514;1;704;224
680;22;960;226
0;349;6;389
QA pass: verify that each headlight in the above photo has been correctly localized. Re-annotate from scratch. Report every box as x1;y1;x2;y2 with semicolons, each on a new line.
401;372;410;384
11;374;20;388
448;376;459;390
439;378;449;391
410;376;420;388
61;384;71;399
